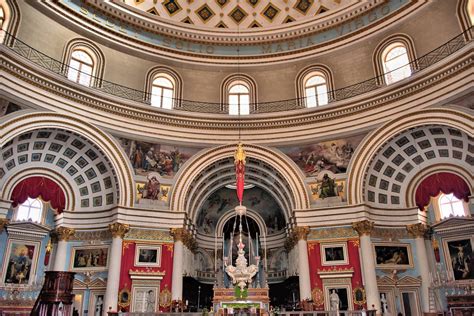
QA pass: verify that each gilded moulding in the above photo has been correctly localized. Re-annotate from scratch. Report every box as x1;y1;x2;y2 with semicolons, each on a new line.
109;222;130;239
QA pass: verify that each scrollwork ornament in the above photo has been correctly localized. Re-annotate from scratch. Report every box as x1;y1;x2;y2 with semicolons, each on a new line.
54;226;76;241
352;220;374;236
406;223;428;238
0;218;10;233
109;223;130;239
294;226;310;241
311;288;324;306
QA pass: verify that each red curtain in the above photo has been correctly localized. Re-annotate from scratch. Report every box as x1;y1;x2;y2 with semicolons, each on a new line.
10;176;66;213
415;172;470;211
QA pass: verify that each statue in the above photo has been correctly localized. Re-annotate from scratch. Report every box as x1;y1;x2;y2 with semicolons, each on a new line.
380;294;390;315
319;173;336;199
329;290;340;313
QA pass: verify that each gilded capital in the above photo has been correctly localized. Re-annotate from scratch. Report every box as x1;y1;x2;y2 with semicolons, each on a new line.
170;228;187;242
406;223;428;238
352;220;374;236
0;218;9;233
109;223;130;239
54;226;76;241
295;226;310;241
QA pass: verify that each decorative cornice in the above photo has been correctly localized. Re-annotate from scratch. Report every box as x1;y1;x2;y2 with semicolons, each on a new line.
352;220;374;236
0;218;9;233
1;45;471;143
72;229;112;241
52;226;76;241
125;228;173;242
406;223;429;238
308;227;358;240
109;223;130;239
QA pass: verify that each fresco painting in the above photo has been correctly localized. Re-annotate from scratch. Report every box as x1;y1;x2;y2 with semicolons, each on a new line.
279;135;365;177
118;138;201;178
196;187;285;235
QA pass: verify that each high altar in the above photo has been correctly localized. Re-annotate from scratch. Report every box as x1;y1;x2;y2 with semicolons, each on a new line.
213;287;270;313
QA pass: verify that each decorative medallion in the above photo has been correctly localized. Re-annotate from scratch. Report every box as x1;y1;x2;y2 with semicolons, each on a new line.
147;7;159;15
261;3;280;22
283;15;296;23
316;5;329;15
195;4;215;23
215;0;229;8
159;285;172;307
162;0;182;16
248;20;261;28
294;0;314;15
246;0;259;7
229;6;248;25
311;288;324;306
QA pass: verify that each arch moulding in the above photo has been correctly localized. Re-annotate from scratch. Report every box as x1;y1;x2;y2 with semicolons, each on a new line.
347;106;474;205
0;111;135;208
170;144;309;218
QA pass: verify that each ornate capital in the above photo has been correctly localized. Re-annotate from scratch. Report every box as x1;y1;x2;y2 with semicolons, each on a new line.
54;226;76;241
0;218;10;233
170;228;186;242
109;223;130;239
406;223;428;238
295;226;310;241
352;220;374;236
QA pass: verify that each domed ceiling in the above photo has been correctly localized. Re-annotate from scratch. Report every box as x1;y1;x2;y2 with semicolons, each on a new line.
124;0;357;29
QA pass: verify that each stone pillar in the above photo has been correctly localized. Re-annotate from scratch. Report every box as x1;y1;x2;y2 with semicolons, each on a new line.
52;227;75;271
407;223;430;313
104;223;129;315
295;226;311;300
352;220;381;314
171;228;185;301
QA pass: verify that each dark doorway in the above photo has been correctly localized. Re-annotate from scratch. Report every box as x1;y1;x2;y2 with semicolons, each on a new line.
182;277;213;311
269;276;300;310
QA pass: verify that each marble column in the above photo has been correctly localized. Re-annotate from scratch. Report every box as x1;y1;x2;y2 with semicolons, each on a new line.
352;220;381;314
407;223;430;313
295;226;312;300
52;227;75;271
104;223;129;315
171;228;185;301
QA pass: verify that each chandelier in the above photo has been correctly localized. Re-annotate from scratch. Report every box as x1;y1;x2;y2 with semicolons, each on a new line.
225;205;259;291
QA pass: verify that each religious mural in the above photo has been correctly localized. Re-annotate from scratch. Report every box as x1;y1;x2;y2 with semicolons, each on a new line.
279;135;365;177
118;138;202;178
196;187;285;235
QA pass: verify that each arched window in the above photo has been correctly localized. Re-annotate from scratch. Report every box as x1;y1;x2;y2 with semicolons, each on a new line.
228;82;250;115
0;6;4;29
151;75;175;109
382;43;412;84
304;73;328;107
67;49;94;86
438;193;466;219
468;0;474;25
16;197;43;223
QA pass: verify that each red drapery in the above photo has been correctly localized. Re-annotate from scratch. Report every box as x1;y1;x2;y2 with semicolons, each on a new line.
10;176;66;213
415;172;470;210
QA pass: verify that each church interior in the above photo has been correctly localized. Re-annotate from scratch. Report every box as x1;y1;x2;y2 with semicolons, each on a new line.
0;0;473;315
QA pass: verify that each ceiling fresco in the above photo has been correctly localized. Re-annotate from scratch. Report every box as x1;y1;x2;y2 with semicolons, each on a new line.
196;186;286;235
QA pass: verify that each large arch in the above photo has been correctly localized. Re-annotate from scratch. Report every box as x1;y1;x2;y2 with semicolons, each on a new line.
0;111;135;208
170;144;309;219
347;106;473;205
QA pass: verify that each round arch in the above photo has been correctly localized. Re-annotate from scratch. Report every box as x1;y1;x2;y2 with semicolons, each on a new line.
347;106;473;205
0;111;135;208
170;143;309;218
215;208;268;238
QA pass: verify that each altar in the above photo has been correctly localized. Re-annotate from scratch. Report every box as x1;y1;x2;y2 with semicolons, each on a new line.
213;287;270;314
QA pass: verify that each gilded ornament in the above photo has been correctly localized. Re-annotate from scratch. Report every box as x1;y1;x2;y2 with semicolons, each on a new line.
0;218;10;233
353;287;366;306
125;228;172;241
234;143;246;164
311;288;324;306
352;220;374;236
170;228;186;242
160;286;172;308
53;226;76;241
406;223;428;238
295;226;310;241
109;223;130;239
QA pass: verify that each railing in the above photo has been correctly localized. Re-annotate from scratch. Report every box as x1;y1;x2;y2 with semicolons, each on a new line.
1;27;472;114
109;311;376;316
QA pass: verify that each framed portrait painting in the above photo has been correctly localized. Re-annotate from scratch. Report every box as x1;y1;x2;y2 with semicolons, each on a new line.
134;245;161;267
443;237;474;281
71;245;110;271
2;239;40;285
373;243;413;268
321;242;348;266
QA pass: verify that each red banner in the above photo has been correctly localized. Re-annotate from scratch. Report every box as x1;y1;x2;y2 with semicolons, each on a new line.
236;161;245;203
10;176;66;212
